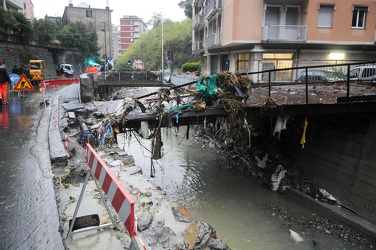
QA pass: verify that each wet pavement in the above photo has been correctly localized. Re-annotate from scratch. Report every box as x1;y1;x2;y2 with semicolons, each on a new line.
0;90;64;250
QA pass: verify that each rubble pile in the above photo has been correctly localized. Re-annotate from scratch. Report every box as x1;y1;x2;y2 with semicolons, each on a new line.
54;94;231;249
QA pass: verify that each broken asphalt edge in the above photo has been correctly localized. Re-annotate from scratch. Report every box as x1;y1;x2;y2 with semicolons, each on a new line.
49;88;68;164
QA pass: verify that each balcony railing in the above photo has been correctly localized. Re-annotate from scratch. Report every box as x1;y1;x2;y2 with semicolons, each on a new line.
262;25;307;42
193;14;205;30
192;41;204;53
205;0;222;20
205;33;222;48
192;0;205;7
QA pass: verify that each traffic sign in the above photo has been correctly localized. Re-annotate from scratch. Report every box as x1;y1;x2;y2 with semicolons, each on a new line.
166;60;172;64
32;72;42;81
9;73;20;84
14;73;34;91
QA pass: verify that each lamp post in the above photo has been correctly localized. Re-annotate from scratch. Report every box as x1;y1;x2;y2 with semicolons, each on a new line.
101;21;107;80
161;15;164;81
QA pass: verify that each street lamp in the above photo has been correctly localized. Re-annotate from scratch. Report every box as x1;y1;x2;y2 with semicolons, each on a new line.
101;21;107;61
101;21;107;80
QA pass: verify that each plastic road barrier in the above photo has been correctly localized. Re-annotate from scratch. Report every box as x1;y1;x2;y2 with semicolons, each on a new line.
66;143;146;249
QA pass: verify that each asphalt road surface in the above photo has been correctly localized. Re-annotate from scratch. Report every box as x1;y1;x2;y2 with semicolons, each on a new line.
0;90;64;250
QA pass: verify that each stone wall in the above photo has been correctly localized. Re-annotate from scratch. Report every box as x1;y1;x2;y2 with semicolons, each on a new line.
0;39;81;77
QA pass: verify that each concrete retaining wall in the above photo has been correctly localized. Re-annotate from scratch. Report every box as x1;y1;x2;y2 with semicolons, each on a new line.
290;114;376;224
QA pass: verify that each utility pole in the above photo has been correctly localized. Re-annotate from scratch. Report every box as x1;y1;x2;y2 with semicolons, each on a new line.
161;15;164;80
101;21;107;81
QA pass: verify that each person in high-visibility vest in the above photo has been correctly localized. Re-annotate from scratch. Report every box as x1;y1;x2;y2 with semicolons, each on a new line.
91;65;98;73
0;59;11;106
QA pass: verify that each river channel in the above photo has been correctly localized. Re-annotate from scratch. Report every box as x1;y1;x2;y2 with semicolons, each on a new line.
119;126;361;250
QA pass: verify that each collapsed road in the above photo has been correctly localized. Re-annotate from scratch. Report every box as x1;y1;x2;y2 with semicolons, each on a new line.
50;70;372;248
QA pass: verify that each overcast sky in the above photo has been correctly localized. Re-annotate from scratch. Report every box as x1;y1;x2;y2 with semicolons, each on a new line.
33;0;187;25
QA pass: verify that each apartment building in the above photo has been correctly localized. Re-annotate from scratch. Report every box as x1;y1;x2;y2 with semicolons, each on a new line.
192;0;376;81
119;15;147;55
63;1;112;61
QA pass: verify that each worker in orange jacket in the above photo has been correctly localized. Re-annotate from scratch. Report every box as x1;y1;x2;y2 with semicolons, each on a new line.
0;59;11;106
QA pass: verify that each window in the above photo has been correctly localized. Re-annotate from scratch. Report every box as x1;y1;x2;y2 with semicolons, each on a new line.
286;7;299;26
86;10;92;17
362;68;376;78
236;54;250;72
352;6;368;28
262;53;293;81
317;4;335;28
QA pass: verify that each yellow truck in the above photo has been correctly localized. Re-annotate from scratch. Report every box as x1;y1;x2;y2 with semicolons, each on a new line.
29;59;46;80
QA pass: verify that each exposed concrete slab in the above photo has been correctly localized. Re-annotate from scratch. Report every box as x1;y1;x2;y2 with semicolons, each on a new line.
61;101;85;111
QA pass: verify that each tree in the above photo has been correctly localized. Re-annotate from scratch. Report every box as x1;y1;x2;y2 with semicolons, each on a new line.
0;9;33;42
117;19;198;70
33;19;58;45
178;0;192;19
56;21;100;63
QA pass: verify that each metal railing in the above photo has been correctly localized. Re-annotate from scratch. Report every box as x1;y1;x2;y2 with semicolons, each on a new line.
243;62;376;104
192;41;204;52
262;25;307;41
205;33;222;48
206;0;222;19
193;14;205;30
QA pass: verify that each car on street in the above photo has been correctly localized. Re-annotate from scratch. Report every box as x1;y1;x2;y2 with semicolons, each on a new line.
56;63;75;77
295;70;345;83
348;64;376;83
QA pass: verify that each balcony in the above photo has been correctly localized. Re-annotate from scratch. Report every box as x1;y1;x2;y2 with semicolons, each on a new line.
205;33;222;48
192;41;204;54
205;0;222;20
262;25;307;42
192;0;204;7
193;14;205;30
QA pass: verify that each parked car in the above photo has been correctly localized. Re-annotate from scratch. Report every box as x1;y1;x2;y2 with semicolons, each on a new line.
348;64;376;83
56;63;75;77
295;70;345;83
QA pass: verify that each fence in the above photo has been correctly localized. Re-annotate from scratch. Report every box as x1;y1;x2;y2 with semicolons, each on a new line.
243;61;376;104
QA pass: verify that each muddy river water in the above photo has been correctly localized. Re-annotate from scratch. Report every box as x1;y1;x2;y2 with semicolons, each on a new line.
119;126;361;250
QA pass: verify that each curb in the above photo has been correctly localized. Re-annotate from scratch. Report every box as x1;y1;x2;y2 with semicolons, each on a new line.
48;89;68;164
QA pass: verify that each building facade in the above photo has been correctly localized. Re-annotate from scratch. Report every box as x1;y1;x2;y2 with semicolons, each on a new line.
119;15;147;55
63;1;112;61
192;0;376;81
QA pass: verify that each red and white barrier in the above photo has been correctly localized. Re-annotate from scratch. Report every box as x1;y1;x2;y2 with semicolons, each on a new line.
67;143;146;249
39;78;79;88
86;143;137;237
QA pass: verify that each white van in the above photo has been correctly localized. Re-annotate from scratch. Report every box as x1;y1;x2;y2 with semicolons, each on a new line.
57;64;75;77
349;64;376;83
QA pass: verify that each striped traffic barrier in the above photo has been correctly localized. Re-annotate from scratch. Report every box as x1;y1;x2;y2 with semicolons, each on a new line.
66;143;147;250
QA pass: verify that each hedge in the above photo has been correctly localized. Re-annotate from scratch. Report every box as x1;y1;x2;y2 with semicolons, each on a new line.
182;62;200;72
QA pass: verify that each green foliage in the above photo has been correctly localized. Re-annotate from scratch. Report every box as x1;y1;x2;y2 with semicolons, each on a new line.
56;21;100;63
33;19;58;44
178;0;192;19
117;18;197;70
0;9;33;42
182;62;200;72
